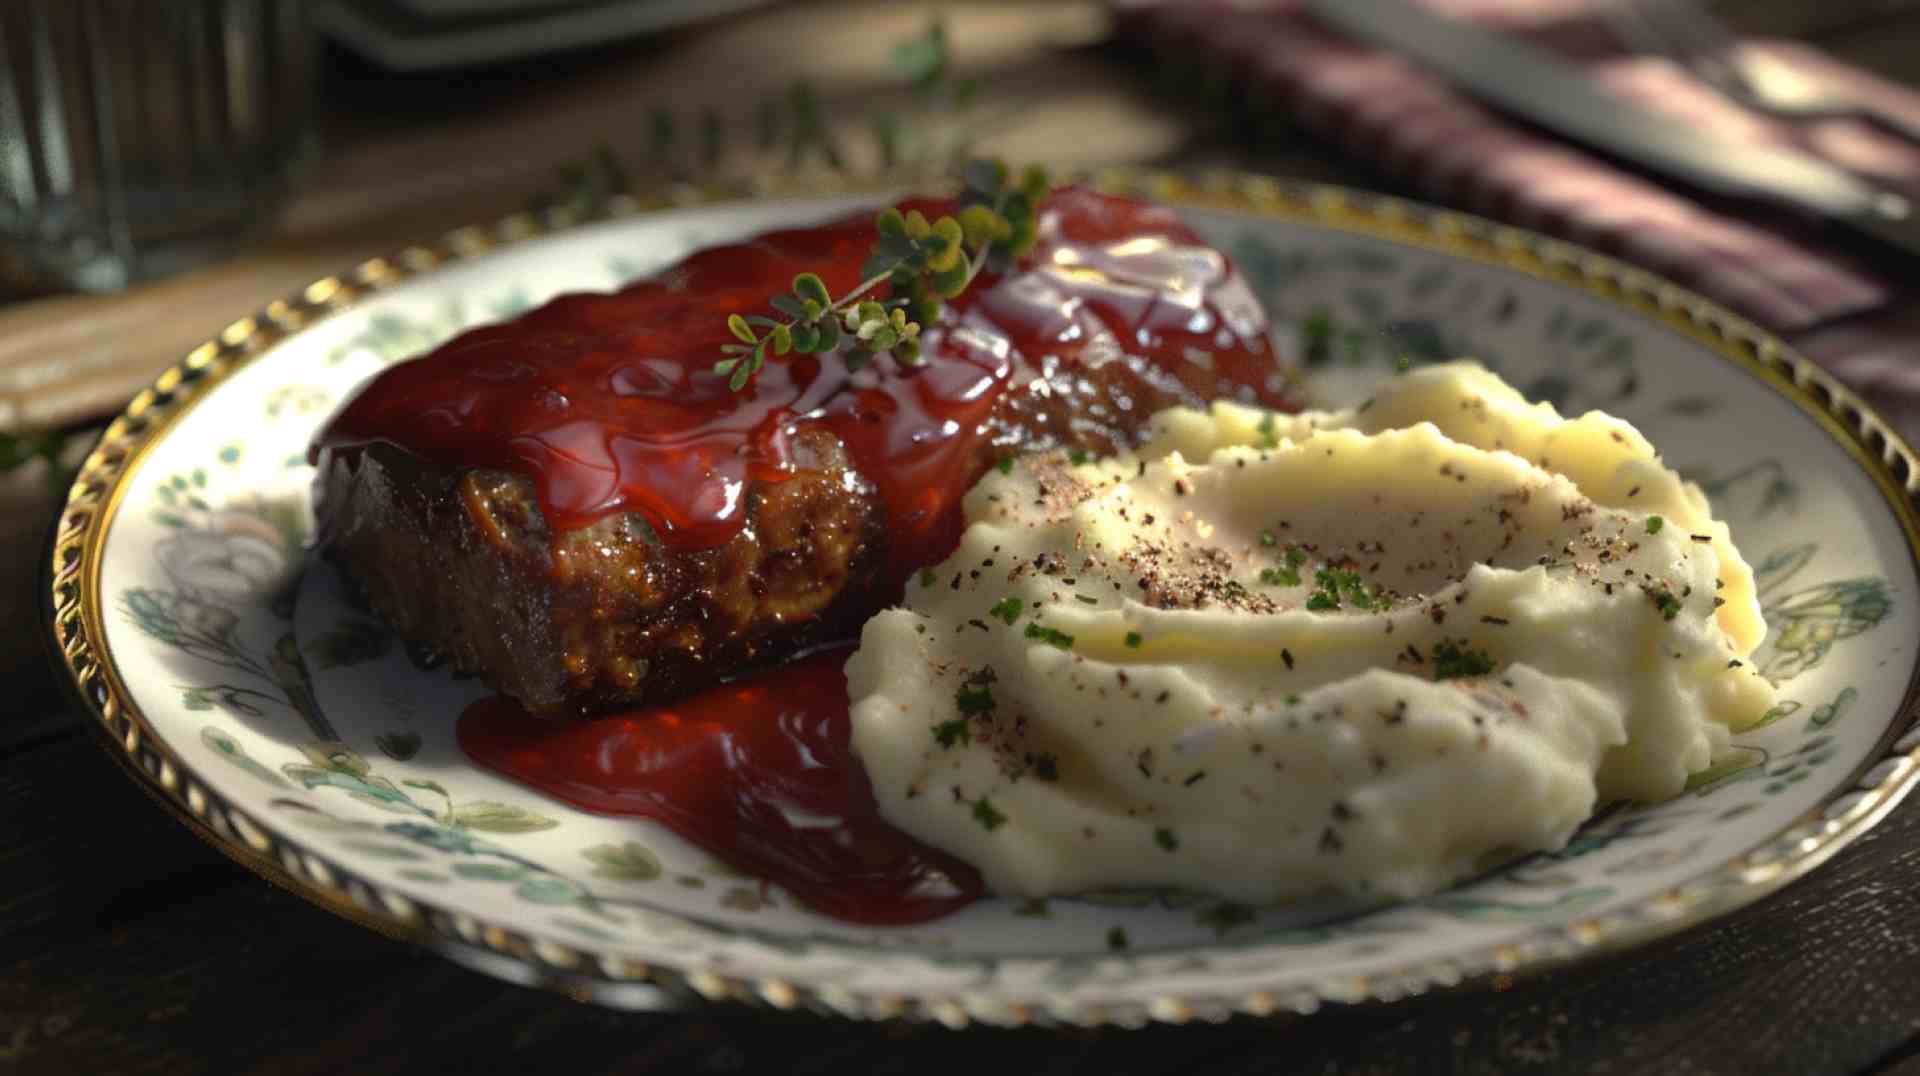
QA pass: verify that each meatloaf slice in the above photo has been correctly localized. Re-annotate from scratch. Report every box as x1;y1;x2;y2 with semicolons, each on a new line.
312;188;1297;716
317;428;885;715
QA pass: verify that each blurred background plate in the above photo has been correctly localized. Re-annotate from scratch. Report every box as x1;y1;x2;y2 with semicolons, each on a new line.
314;0;777;70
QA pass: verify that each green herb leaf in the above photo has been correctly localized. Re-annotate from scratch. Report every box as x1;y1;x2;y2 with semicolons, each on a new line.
1643;585;1683;621
1023;623;1074;650
1305;565;1387;611
1431;638;1496;680
972;797;1007;831
792;272;832;308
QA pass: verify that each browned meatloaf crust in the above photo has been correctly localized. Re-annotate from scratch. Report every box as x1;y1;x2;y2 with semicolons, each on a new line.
316;428;886;716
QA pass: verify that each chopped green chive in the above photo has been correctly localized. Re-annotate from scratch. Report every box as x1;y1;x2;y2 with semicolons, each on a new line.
995;456;1014;475
1154;827;1179;852
1124;631;1143;648
1024;623;1074;649
1646;515;1665;534
932;719;972;748
1106;926;1129;951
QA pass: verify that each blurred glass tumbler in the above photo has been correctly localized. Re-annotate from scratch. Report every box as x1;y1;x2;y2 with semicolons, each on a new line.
0;1;317;292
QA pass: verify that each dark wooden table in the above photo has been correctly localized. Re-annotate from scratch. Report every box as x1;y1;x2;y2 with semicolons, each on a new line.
8;2;1920;1072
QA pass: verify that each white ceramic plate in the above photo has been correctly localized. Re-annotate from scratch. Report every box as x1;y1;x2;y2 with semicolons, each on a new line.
46;172;1920;1027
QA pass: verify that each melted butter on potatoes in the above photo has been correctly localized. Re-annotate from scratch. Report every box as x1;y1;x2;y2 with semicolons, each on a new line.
846;362;1775;905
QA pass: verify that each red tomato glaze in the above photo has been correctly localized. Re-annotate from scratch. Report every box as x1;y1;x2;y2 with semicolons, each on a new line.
458;647;982;924
314;187;1285;577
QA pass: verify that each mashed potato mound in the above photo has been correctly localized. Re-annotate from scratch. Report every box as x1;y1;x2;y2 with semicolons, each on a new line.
846;362;1774;905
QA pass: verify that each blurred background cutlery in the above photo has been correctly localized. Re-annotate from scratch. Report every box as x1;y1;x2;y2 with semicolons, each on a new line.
1607;0;1920;145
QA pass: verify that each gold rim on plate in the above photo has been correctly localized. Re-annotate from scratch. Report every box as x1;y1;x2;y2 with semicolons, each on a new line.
42;168;1920;1027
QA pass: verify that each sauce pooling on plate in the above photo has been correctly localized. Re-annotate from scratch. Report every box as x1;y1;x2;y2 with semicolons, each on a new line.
458;647;982;925
313;187;1282;577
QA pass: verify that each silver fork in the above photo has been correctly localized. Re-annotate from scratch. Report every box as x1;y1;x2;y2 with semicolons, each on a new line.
1606;0;1920;146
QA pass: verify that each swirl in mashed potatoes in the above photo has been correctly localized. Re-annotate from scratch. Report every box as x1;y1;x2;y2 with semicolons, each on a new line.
845;362;1775;904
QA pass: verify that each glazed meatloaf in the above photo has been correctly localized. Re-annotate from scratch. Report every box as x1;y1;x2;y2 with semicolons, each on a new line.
311;188;1298;716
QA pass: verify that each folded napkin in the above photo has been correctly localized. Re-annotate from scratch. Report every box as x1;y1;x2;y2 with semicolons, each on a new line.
1114;0;1920;437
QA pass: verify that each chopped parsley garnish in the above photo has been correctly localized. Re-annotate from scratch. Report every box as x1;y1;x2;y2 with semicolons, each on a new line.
988;596;1025;625
1124;631;1143;648
1106;926;1129;951
1259;529;1278;547
1431;638;1495;680
1259;546;1308;587
1068;449;1089;466
1643;585;1683;621
971;797;1007;831
1154;827;1180;852
1024;622;1075;649
932;719;972;748
1646;515;1665;534
1256;411;1280;449
954;667;998;716
952;668;998;726
1306;566;1388;612
995;456;1014;475
918;567;937;587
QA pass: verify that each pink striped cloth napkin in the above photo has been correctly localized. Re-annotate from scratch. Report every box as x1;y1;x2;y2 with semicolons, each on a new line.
1114;0;1920;437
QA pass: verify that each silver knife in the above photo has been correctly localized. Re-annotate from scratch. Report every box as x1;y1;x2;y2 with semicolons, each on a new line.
1303;0;1920;262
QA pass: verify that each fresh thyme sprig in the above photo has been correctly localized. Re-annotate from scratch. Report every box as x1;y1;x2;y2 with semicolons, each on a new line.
714;159;1050;390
